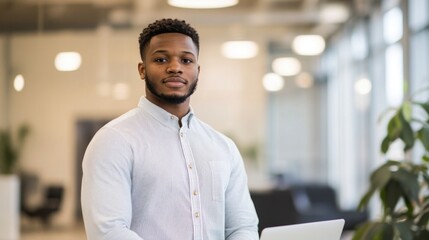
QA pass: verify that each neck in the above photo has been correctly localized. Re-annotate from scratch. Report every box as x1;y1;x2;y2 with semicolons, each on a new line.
146;95;191;120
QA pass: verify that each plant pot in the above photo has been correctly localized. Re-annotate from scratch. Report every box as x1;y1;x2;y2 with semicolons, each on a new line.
0;175;20;240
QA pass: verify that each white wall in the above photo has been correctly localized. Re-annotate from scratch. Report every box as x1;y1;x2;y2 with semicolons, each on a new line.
6;27;268;225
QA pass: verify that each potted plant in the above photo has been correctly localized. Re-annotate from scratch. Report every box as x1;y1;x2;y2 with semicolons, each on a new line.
353;88;429;240
0;124;30;174
0;124;29;240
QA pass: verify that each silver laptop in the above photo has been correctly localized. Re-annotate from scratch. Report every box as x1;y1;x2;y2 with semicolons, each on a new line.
260;219;345;240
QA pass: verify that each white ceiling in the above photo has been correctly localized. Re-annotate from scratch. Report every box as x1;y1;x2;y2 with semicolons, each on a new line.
0;0;349;29
0;0;351;43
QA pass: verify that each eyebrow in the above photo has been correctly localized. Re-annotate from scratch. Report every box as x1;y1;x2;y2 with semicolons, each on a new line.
151;49;197;57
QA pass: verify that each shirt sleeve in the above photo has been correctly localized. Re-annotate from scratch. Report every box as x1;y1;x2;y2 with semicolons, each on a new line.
224;139;259;240
81;127;143;240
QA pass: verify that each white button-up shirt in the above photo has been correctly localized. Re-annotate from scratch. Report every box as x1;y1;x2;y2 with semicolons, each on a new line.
81;97;259;240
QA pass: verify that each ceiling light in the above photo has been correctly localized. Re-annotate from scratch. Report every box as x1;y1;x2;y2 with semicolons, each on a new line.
354;78;372;95
168;0;238;9
272;57;301;76
292;35;325;56
13;74;25;92
221;41;258;59
55;52;82;71
319;3;349;23
263;73;284;92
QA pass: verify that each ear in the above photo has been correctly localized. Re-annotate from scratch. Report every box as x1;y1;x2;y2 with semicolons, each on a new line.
138;62;145;80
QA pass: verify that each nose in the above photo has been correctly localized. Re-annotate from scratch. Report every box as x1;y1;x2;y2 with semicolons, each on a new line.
166;59;182;74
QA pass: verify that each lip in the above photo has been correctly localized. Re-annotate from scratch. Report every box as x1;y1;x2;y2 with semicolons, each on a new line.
163;77;186;88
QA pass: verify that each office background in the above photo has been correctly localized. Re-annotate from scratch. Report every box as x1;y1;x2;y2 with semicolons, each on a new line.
1;0;428;232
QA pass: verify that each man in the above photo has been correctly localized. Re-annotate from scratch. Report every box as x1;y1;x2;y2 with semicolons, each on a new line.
81;18;259;240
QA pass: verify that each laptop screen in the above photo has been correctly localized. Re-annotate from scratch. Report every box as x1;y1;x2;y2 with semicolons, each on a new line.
260;219;345;240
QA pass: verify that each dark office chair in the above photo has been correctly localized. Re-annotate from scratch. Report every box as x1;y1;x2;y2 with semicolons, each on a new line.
251;183;368;234
22;185;64;227
289;184;368;230
251;189;299;234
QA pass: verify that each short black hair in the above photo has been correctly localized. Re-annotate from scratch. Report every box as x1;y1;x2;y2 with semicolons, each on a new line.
138;18;200;60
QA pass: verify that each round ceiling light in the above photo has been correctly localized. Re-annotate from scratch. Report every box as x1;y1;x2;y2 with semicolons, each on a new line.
319;3;349;23
55;52;82;71
354;78;372;95
221;41;258;59
272;57;301;76
13;74;25;92
262;73;284;92
168;0;238;9
292;35;325;56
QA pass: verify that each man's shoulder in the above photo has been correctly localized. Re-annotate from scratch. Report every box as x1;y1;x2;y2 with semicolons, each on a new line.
105;108;142;129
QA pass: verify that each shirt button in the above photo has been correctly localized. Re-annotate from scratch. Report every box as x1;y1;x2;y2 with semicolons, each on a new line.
195;212;200;218
180;132;184;137
170;115;174;120
193;190;198;196
188;164;193;169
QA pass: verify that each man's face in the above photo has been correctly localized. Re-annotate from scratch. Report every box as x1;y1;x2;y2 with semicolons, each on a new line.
138;33;200;105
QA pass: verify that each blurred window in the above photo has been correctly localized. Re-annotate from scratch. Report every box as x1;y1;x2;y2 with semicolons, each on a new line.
383;7;403;44
385;43;404;107
409;0;429;31
351;21;369;60
410;30;429;92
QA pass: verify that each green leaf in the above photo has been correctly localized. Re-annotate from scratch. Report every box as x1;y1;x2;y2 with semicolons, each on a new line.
417;126;429;150
422;170;429;186
352;222;386;240
417;206;429;227
399;111;415;151
382;180;402;214
0;125;30;174
370;161;397;188
402;101;412;122
423;154;429;163
387;112;402;140
395;221;414;240
380;223;395;240
381;107;415;153
0;131;17;174
381;136;392;154
416;230;429;240
392;168;420;203
352;222;372;240
359;163;394;211
403;193;415;218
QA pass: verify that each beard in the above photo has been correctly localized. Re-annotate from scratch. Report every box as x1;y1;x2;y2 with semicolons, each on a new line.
145;73;198;104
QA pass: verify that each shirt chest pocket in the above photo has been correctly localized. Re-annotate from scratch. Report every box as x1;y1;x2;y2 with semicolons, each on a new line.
209;161;230;202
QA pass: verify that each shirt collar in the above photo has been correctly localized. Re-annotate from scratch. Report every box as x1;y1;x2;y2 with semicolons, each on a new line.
138;97;194;129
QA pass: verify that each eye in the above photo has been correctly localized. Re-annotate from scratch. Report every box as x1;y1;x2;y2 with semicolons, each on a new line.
182;58;194;64
154;58;167;63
